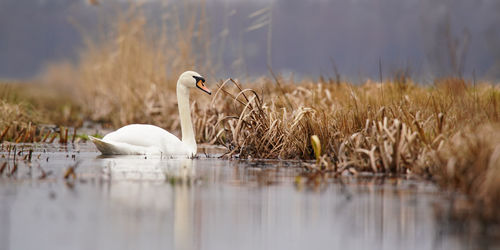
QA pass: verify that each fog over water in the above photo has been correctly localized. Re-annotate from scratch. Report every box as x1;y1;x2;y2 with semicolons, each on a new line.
1;0;499;81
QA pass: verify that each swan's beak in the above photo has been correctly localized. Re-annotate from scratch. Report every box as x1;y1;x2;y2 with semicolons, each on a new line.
196;80;212;95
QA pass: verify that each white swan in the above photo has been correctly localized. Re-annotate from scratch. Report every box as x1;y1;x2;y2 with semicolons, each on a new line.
89;71;211;156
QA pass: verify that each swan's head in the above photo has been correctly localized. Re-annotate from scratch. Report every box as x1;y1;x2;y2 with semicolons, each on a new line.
178;71;211;95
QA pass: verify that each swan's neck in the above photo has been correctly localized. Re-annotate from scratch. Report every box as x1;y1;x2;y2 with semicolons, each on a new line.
177;83;197;154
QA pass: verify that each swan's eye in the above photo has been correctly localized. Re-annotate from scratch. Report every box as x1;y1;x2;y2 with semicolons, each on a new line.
193;75;205;84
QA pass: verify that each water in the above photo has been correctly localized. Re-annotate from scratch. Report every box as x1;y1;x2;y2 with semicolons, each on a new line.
0;143;496;250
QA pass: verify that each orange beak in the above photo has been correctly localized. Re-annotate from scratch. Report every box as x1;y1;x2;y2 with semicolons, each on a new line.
196;80;211;95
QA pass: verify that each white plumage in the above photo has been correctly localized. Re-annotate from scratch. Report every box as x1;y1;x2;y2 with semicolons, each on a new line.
89;71;211;156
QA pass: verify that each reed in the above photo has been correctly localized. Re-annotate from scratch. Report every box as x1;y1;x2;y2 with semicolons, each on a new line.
430;124;500;222
69;2;213;129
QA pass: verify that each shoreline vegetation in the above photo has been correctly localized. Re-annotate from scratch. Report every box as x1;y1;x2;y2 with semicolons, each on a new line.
1;3;499;228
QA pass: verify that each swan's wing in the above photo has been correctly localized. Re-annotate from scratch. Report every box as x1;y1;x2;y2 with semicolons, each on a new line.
100;124;188;155
103;124;181;146
89;136;160;155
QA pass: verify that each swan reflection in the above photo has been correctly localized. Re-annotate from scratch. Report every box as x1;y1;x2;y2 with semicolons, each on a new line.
95;156;197;249
97;156;195;182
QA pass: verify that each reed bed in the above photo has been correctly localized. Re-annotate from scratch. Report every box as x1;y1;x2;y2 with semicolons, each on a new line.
214;78;499;161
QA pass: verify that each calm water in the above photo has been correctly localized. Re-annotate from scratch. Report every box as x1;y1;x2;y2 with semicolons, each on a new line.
0;143;496;250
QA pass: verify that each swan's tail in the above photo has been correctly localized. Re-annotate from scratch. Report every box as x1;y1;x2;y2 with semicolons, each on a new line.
89;136;120;155
89;136;158;155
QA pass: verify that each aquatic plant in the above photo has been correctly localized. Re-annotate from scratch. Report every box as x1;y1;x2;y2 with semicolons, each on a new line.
430;124;500;222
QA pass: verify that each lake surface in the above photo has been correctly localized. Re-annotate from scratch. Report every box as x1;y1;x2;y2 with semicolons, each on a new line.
0;143;496;250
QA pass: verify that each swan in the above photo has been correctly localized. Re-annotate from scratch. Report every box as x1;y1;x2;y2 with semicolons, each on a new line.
89;71;211;156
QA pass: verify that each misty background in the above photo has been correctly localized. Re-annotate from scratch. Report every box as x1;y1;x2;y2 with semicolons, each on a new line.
1;0;500;82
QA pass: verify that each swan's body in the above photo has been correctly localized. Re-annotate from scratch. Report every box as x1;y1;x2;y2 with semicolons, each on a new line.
89;71;211;156
89;124;191;155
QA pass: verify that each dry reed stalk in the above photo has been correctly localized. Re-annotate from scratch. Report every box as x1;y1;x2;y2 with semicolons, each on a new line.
0;126;9;142
64;167;76;180
42;130;51;143
0;162;7;175
14;129;26;143
48;133;58;143
37;127;44;142
72;128;77;143
9;163;17;177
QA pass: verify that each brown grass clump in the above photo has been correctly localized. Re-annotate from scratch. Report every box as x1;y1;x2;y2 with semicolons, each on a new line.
430;124;500;222
0;80;82;143
0;100;38;128
0;84;41;142
1;80;82;126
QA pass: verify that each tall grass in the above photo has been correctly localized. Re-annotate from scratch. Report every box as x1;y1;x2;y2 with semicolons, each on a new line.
431;124;500;221
71;3;213;130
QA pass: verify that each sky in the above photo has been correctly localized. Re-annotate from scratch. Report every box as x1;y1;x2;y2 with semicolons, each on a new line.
0;0;499;81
